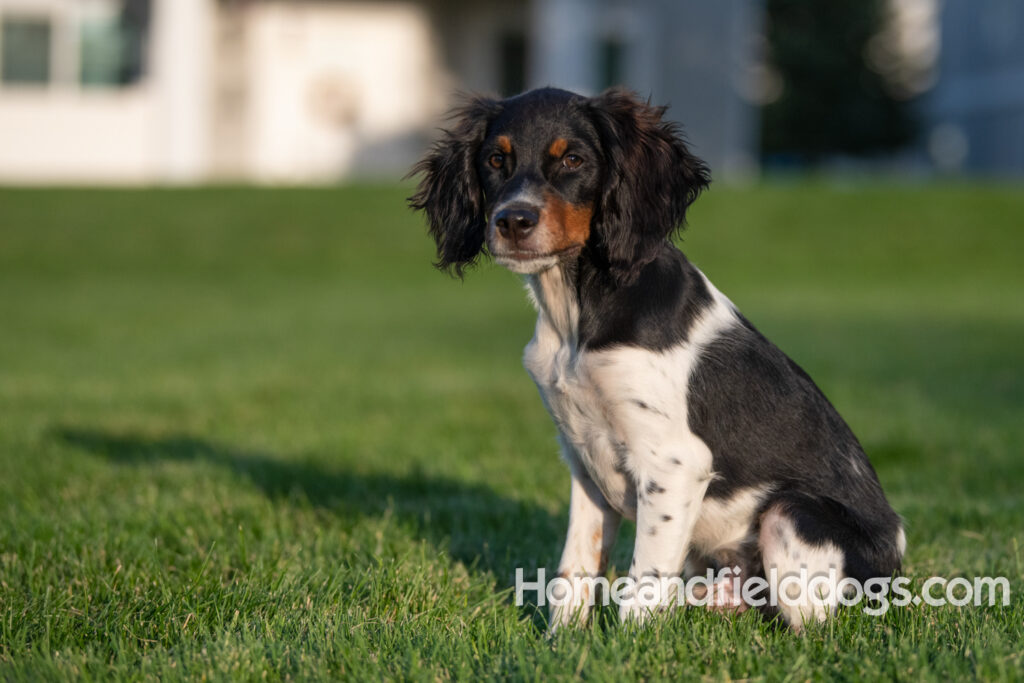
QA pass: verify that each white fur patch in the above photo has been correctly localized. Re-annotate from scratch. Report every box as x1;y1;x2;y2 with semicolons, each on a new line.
691;485;773;556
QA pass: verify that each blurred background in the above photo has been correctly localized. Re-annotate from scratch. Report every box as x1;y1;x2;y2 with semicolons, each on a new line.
0;0;1021;184
2;4;1023;677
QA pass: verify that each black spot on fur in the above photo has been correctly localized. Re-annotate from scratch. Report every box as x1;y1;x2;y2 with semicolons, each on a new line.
613;450;630;475
645;481;666;495
661;514;673;522
631;399;670;419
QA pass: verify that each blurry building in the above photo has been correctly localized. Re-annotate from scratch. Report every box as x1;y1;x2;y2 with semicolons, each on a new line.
0;0;761;184
927;0;1024;174
0;0;447;183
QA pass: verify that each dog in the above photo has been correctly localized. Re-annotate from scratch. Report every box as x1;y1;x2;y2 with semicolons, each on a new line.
410;87;904;631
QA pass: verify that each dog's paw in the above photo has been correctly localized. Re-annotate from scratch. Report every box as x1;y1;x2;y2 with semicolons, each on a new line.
616;575;679;624
546;576;594;634
547;604;590;637
617;599;654;625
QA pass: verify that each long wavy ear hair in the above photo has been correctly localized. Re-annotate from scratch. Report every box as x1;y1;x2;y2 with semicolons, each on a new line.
586;88;711;284
408;96;502;277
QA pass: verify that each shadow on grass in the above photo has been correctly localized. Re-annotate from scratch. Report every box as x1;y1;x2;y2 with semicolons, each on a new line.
52;425;562;628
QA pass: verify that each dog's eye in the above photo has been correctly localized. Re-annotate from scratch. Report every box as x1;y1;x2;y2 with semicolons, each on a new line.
488;154;505;169
562;154;583;170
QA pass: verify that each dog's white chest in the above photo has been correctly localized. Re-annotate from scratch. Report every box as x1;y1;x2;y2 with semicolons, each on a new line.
523;325;639;518
520;267;732;524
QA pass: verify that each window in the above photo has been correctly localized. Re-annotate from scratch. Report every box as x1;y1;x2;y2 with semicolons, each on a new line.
80;0;149;87
0;0;149;89
115;0;149;85
1;15;52;85
80;15;124;86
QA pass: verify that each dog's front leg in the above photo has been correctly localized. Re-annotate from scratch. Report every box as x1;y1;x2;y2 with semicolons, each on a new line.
617;455;710;624
549;456;621;632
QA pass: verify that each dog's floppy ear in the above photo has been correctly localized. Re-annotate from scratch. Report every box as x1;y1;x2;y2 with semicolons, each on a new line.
587;88;711;284
408;96;502;277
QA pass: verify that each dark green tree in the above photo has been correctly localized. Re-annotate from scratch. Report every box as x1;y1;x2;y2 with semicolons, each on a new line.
761;0;915;162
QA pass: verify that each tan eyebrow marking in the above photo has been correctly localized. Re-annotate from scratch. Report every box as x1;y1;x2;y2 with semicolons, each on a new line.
496;135;512;154
548;138;568;157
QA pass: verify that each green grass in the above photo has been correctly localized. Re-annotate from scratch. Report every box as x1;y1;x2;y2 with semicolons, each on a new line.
0;183;1022;680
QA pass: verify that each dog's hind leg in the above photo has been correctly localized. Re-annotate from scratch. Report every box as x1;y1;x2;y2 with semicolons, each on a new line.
758;502;846;632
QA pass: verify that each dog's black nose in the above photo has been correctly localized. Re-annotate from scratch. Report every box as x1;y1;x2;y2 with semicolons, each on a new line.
495;207;539;241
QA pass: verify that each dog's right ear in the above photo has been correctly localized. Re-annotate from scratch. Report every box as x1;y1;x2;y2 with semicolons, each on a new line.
408;96;501;277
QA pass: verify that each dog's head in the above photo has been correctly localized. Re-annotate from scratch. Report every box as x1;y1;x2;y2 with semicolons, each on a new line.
409;87;710;283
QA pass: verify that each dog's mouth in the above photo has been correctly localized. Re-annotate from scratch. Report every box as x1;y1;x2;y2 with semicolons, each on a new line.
492;245;583;274
492;244;582;262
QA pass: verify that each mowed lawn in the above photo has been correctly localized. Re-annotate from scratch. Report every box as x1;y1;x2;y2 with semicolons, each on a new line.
0;184;1022;680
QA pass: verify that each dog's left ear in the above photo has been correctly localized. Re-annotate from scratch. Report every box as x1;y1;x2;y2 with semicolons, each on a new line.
587;88;711;284
408;96;501;277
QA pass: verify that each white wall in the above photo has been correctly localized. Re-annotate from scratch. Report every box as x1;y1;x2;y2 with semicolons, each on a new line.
0;0;215;184
242;2;444;181
0;90;157;182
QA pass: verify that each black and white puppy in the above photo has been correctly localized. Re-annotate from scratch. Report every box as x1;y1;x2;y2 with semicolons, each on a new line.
410;87;904;631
